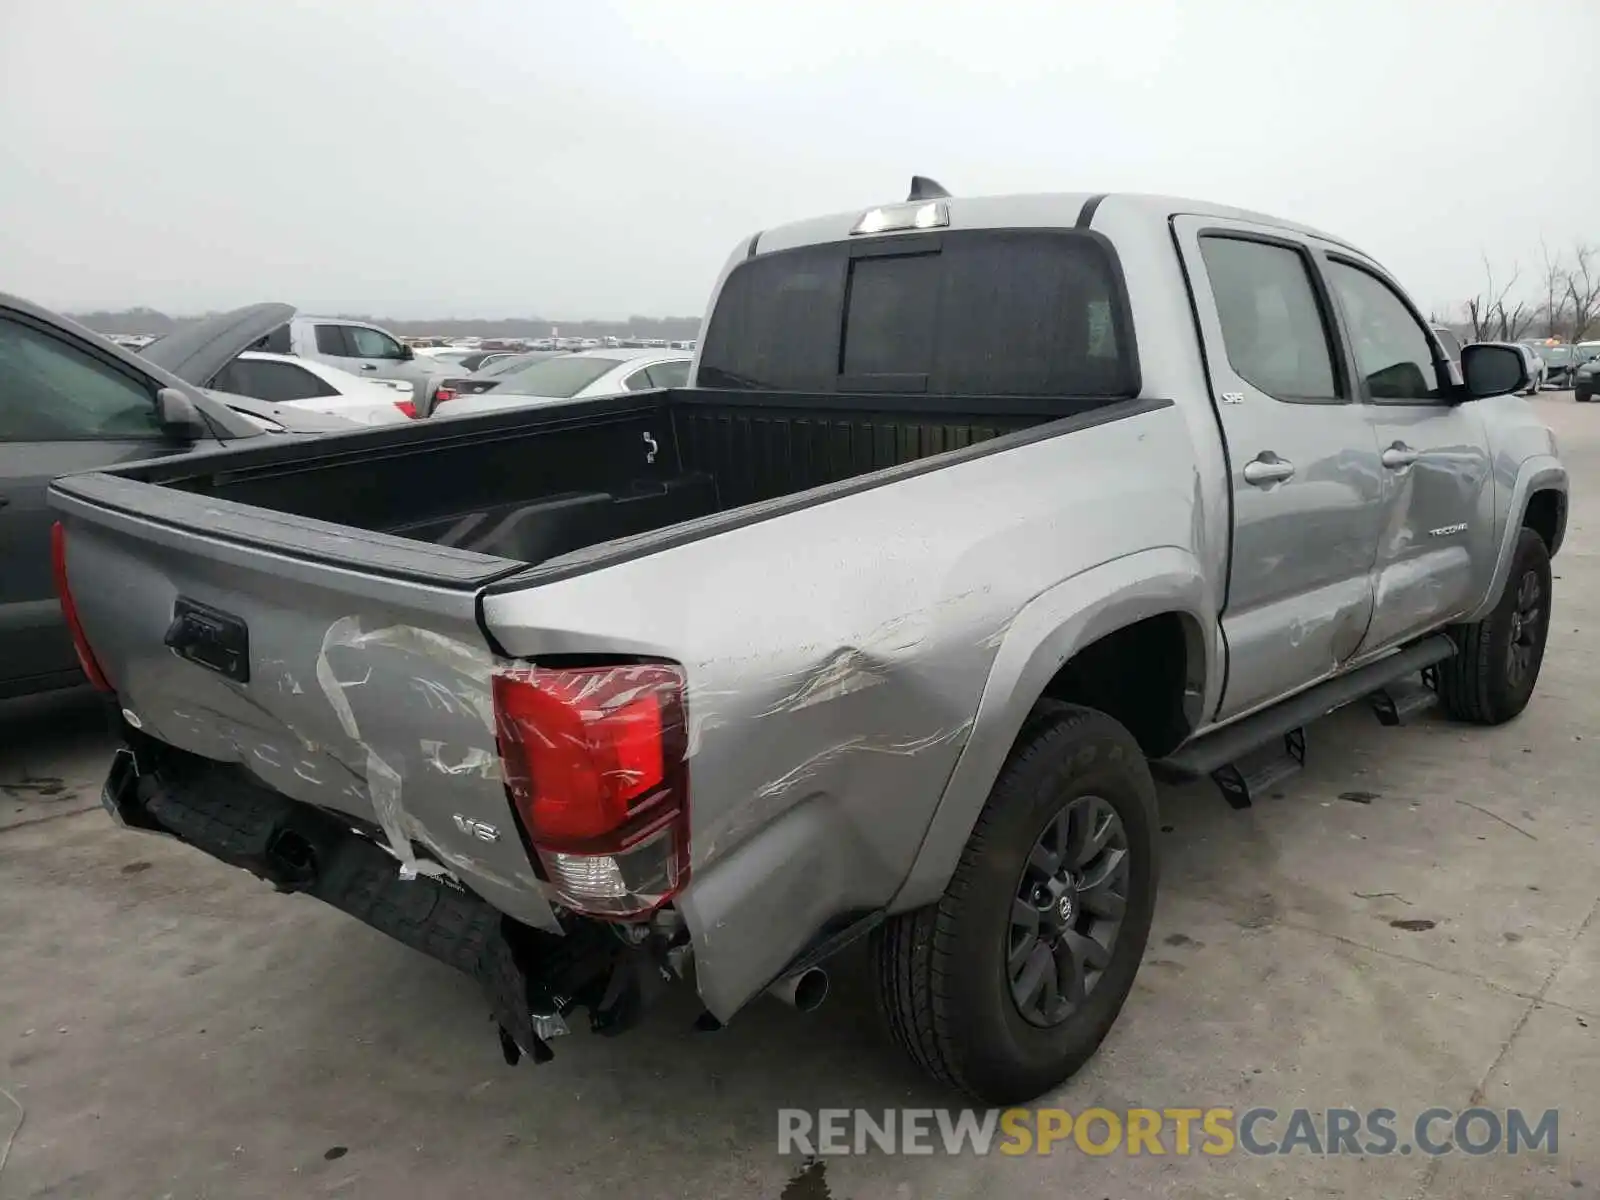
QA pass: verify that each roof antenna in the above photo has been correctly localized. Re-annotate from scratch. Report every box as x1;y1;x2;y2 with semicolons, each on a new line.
907;175;951;201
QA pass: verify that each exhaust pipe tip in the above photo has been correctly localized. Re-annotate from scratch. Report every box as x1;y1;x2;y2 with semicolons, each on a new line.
768;966;829;1013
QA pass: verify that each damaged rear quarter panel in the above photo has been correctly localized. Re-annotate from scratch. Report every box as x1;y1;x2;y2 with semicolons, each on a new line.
482;404;1205;1019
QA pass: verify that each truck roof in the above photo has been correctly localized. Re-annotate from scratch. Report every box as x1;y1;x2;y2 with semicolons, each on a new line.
751;191;1364;259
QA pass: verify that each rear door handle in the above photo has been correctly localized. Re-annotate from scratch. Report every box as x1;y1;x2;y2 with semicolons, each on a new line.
1381;443;1419;469
359;363;378;371
1242;453;1295;486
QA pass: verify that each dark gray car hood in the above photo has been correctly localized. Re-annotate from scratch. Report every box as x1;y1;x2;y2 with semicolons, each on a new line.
140;302;295;386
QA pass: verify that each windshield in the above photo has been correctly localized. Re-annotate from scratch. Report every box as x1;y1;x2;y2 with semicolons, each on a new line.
495;355;620;397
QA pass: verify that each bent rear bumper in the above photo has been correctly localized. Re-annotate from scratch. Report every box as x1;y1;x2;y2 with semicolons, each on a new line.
102;739;676;1064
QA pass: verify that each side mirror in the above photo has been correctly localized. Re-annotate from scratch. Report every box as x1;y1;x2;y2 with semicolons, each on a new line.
156;387;209;440
398;343;415;361
1458;344;1528;400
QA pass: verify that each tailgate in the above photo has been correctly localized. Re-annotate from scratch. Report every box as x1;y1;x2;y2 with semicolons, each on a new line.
50;472;559;932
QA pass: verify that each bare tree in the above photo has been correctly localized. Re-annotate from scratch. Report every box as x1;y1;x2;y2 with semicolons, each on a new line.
1566;243;1600;342
1504;299;1534;341
1465;256;1528;342
1538;239;1570;337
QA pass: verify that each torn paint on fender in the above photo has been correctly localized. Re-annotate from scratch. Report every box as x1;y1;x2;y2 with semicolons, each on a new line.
753;646;889;716
749;593;997;719
753;723;975;802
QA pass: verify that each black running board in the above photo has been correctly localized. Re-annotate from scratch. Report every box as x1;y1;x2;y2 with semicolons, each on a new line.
1369;672;1441;726
1154;634;1456;802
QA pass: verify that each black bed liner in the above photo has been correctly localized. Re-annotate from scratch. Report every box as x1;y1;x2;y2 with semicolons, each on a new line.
50;388;1166;591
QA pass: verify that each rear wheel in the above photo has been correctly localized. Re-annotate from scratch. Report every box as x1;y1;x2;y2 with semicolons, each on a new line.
1438;527;1551;725
872;704;1158;1104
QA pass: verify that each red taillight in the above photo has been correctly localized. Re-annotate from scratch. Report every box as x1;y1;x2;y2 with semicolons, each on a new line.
493;662;689;917
50;522;113;693
394;399;418;419
433;387;457;407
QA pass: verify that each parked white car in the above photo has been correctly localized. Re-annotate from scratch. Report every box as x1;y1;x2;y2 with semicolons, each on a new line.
208;352;414;426
1516;344;1547;395
430;348;693;418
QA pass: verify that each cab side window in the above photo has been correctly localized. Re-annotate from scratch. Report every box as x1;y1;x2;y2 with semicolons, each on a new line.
0;316;163;441
314;325;353;356
1199;236;1341;402
348;327;405;360
248;324;293;355
1325;261;1443;403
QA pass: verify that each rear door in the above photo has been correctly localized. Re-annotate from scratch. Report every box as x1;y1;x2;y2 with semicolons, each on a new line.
0;308;199;695
1322;256;1494;654
1173;216;1385;720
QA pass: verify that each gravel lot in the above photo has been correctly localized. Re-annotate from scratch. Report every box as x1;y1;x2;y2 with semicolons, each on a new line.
1;393;1595;1200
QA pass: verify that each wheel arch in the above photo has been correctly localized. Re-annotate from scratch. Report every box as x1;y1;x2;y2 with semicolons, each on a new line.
889;547;1217;912
1465;457;1567;625
1523;487;1564;557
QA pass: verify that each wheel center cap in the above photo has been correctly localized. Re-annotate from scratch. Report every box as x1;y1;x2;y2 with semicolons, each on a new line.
1056;892;1075;925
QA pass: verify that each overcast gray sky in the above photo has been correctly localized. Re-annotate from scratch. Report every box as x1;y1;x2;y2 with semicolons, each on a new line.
2;0;1596;320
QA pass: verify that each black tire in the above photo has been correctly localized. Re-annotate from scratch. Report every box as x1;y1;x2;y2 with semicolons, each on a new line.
871;704;1158;1104
1438;527;1552;725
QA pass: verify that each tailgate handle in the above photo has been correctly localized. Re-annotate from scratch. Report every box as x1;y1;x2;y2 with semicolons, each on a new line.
164;597;251;684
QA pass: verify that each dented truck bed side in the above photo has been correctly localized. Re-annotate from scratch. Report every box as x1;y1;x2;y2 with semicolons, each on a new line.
478;398;1212;1017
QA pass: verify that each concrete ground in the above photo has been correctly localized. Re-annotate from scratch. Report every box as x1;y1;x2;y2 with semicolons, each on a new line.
1;394;1595;1200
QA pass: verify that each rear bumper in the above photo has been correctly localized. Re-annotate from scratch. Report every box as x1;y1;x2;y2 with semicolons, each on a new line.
103;744;504;974
102;738;679;1063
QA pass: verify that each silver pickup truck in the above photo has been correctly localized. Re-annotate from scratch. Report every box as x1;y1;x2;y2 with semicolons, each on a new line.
49;184;1566;1105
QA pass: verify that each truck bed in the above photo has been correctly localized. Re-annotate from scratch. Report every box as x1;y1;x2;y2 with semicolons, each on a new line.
53;388;1118;585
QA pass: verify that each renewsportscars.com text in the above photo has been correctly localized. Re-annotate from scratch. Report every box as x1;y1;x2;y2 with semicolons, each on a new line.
778;1106;1560;1158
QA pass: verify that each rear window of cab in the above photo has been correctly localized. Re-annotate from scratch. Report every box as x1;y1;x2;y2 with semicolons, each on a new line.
698;229;1139;399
